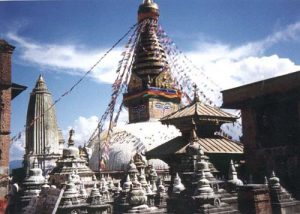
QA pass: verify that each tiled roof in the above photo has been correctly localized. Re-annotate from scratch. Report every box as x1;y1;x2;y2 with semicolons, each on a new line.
161;101;237;122
182;137;243;154
146;136;243;158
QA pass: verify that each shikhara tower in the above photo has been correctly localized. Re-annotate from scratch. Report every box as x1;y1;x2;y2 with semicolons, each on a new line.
123;0;181;123
24;75;64;174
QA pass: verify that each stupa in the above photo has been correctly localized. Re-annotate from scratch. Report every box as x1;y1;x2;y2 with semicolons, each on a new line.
20;158;45;211
113;154;167;214
87;183;111;213
49;129;95;189
227;160;243;191
88;0;182;176
268;171;300;214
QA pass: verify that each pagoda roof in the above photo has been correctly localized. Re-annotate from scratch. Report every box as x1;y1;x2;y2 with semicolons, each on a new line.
161;100;237;124
146;135;243;159
11;82;27;100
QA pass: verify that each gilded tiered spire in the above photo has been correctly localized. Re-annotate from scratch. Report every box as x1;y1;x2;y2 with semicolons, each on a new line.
131;0;169;88
124;0;181;123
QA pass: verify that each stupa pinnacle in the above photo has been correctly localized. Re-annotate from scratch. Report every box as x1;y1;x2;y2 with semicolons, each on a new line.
138;0;159;22
124;0;181;123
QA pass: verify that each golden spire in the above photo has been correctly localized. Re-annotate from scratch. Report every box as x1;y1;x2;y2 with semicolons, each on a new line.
131;0;167;83
138;0;159;22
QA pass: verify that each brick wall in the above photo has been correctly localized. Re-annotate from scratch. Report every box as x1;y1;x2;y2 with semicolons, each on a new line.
238;185;272;214
0;40;14;200
0;52;12;85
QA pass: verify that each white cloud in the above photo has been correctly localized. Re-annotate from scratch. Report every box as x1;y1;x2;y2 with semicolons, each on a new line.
184;21;300;91
183;23;300;93
64;107;129;146
65;116;100;147
188;51;300;90
262;22;300;48
9;133;25;161
7;21;300;89
7;32;122;84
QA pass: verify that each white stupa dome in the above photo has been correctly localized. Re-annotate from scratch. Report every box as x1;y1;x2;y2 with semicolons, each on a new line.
88;121;181;171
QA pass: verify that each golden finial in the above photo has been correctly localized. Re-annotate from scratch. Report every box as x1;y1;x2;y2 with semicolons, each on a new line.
143;0;153;4
138;0;159;22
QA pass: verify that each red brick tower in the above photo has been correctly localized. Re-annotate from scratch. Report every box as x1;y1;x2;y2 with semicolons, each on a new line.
0;40;15;209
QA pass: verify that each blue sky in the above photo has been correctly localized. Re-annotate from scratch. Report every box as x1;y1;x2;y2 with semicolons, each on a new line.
1;0;300;160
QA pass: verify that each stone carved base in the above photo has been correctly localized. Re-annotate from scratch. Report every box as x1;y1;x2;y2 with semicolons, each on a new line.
124;204;166;213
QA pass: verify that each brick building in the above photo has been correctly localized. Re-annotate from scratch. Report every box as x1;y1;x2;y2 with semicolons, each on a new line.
0;40;26;210
222;71;300;199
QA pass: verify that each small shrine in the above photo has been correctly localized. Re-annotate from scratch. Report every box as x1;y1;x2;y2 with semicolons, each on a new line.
268;171;300;214
49;129;95;189
166;144;239;213
113;154;168;214
54;170;113;214
87;183;112;214
56;174;87;214
20;158;45;210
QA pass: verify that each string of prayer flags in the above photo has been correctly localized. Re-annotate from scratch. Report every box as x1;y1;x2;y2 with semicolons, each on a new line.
9;22;139;147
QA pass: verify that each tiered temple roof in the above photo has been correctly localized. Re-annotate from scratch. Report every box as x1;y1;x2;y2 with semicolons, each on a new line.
161;100;237;123
161;87;237;130
147;88;243;160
